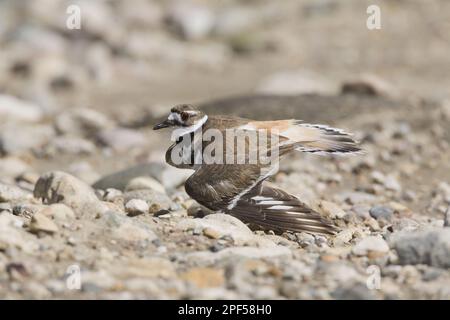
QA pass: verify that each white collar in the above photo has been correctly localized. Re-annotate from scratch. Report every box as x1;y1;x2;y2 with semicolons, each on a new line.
170;115;208;141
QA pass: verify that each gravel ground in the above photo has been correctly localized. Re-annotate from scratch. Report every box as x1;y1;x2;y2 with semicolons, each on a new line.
1;0;450;299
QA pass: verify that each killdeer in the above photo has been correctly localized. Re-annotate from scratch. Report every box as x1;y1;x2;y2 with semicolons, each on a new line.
154;104;361;235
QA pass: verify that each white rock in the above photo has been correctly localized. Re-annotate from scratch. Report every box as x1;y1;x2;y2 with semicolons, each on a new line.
125;176;166;194
97;128;147;152
0;124;54;154
0;157;31;178
29;212;58;234
0;95;43;123
352;236;389;256
125;199;149;216
54;108;114;137
0;183;31;202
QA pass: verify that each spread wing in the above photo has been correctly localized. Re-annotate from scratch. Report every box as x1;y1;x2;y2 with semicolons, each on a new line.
185;164;337;235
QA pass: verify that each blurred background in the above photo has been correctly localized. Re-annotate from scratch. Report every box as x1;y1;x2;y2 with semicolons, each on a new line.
1;0;450;299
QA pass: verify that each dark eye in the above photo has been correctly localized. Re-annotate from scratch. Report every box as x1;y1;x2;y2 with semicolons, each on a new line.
181;112;189;121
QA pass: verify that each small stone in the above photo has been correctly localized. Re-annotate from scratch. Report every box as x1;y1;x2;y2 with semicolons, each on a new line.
180;267;225;289
29;212;58;234
0;183;31;202
0;157;31;178
369;205;394;221
0;94;43;123
45;136;96;155
203;227;221;239
124;189;172;210
125;176;166;194
92;163;166;191
97;128;147;152
54;108;114;137
40;204;75;221
352;236;389;256
0;124;55;154
390;229;450;268
125;199;149;216
332;229;354;246
103;188;123;202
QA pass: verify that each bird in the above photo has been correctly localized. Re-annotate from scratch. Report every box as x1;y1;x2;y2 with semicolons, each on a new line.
153;104;361;235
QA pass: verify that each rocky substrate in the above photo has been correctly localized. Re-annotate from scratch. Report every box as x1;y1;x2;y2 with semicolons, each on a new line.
1;90;450;299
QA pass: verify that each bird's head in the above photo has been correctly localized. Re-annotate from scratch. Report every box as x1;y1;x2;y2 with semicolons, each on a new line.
153;104;207;130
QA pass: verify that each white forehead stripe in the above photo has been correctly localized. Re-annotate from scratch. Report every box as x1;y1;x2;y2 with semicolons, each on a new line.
168;112;182;122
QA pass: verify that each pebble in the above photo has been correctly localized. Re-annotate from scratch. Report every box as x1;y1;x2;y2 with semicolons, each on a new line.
390;229;450;268
0;94;43;123
125;199;149;216
352;236;389;256
0;124;55;154
92;163;166;191
0;183;31;202
369;205;394;221
29;212;58;234
54;108;114;137
125;176;166;194
96;128;147;152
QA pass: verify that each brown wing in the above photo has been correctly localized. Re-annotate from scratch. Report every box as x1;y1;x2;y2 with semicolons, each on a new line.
227;184;338;235
184;164;264;211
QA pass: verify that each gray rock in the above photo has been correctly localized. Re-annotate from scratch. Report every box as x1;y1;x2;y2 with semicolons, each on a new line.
29;212;58;234
39;204;75;221
45;136;96;155
352;236;389;256
92;163;166;191
96;128;147;152
390;229;450;268
34;171;105;217
125;199;149;216
0;157;31;179
336;191;378;205
369;205;394;221
161;167;193;190
125;176;166;194
54;108;114;137
0;124;54;154
0;94;43;123
124;189;172;211
0;183;31;202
